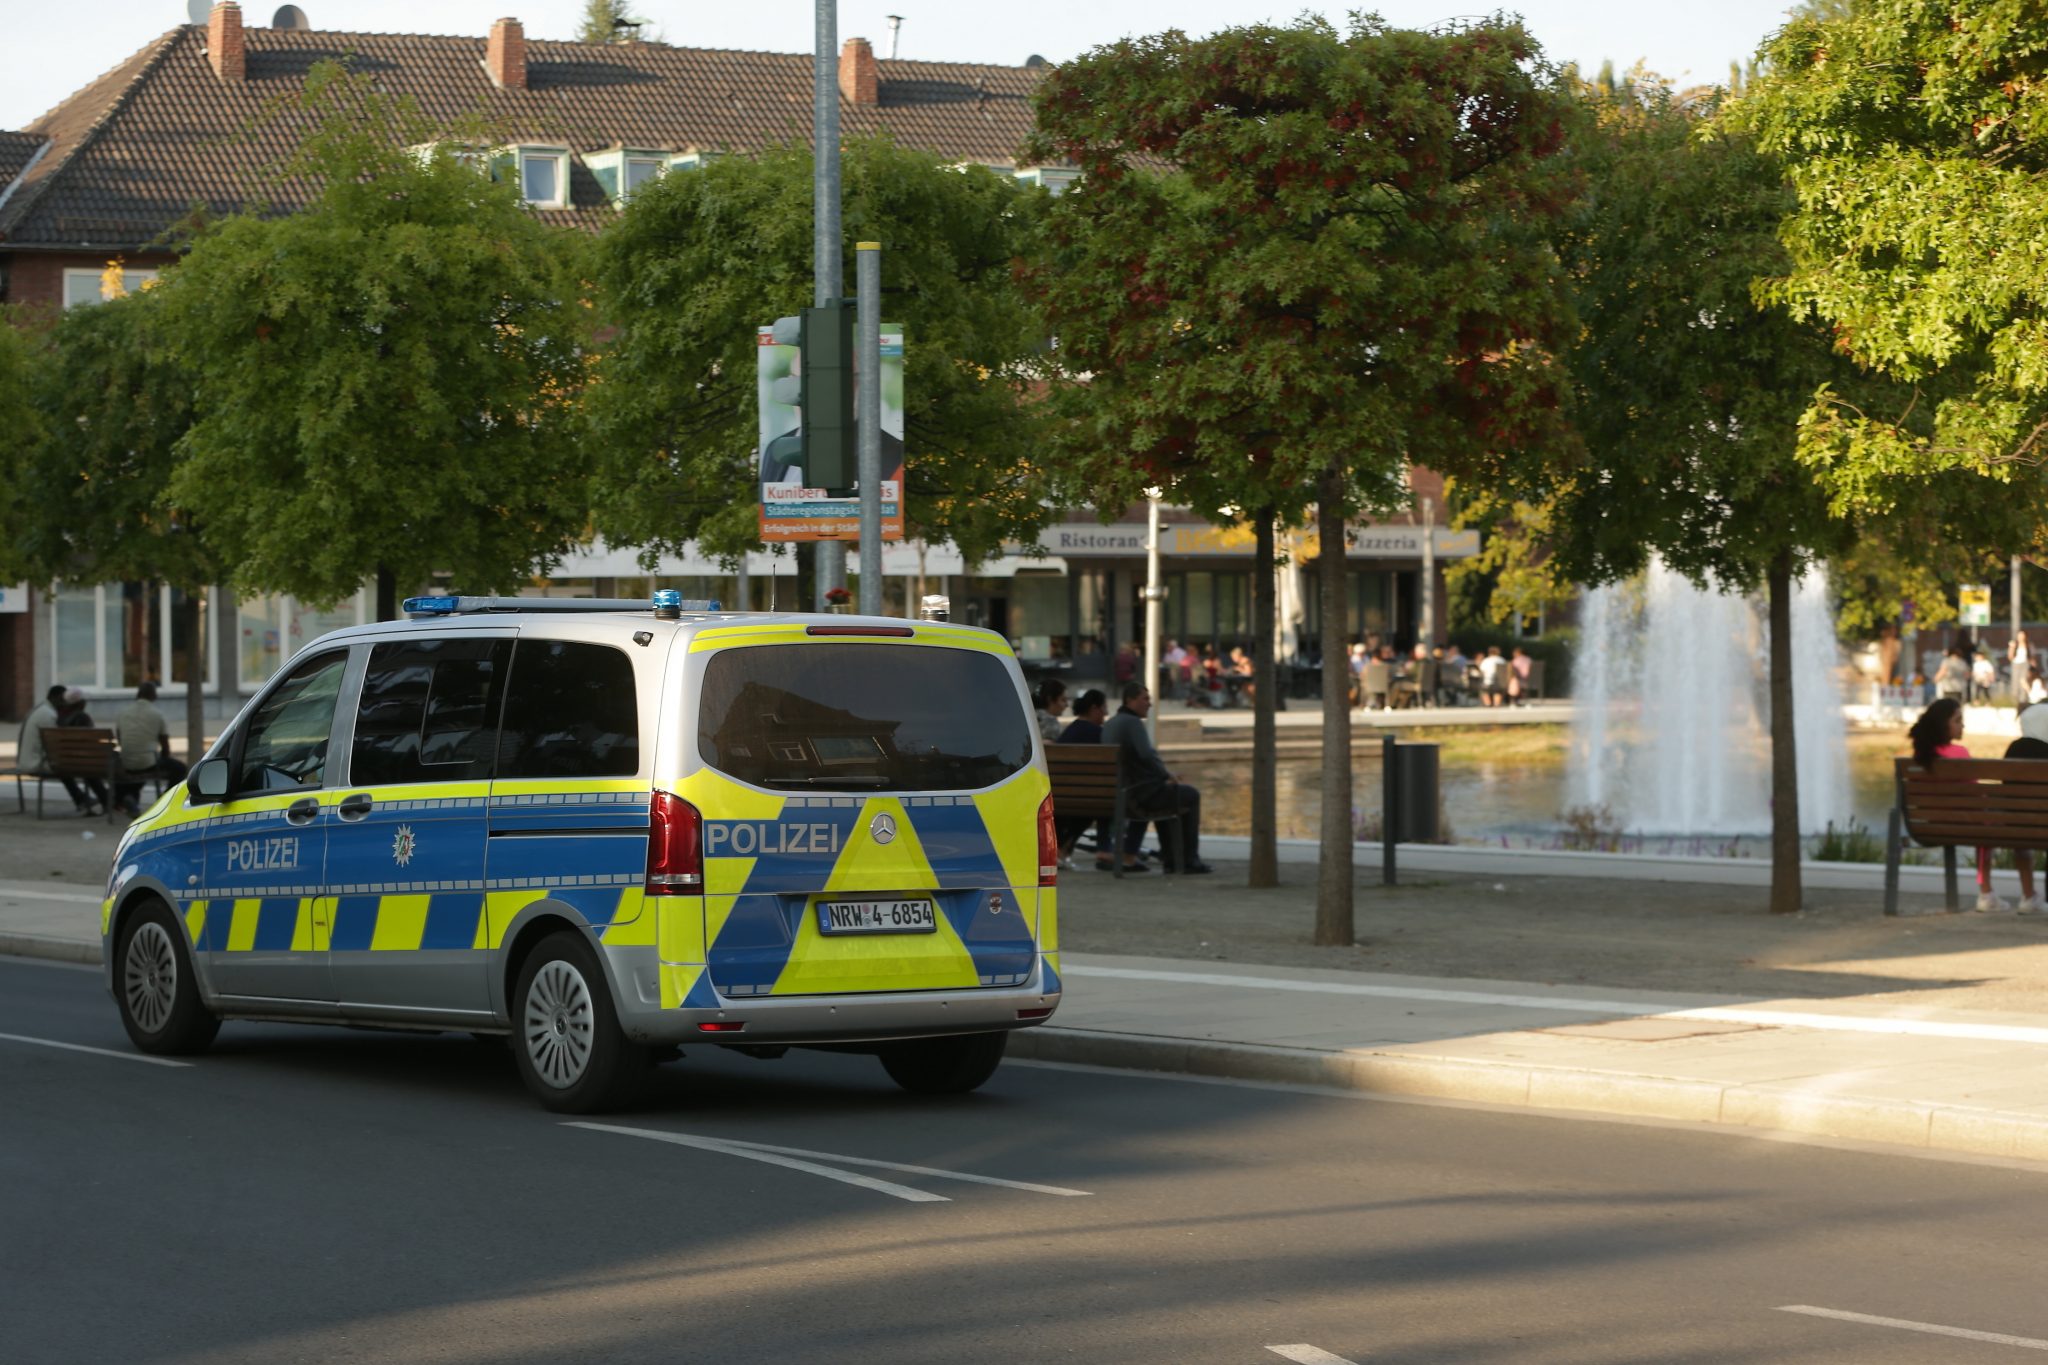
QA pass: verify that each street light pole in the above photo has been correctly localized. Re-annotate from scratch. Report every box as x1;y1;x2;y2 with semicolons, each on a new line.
1144;491;1164;744
856;242;883;615
813;0;846;610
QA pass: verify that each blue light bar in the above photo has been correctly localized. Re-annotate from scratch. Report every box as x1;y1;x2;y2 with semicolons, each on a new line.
651;589;682;611
403;596;459;615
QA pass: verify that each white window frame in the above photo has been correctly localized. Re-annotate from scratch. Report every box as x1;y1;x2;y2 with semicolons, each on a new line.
234;588;371;692
517;148;570;208
623;155;666;198
47;581;221;698
62;267;160;309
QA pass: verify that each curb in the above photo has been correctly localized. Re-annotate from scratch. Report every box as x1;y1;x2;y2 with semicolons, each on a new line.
0;933;102;966
1009;1026;2048;1163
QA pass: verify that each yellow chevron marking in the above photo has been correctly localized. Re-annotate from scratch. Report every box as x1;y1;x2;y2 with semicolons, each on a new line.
654;895;707;962
484;889;550;949
823;797;936;896
370;894;430;951
183;900;207;946
100;898;114;937
677;768;784;822
227;899;261;953
771;894;981;995
289;898;317;952
973;770;1048;904
1045;950;1061;977
1038;887;1058;954
658;963;704;1010
603;889;657;947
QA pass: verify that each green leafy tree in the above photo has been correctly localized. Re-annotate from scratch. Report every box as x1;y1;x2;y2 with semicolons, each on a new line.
5;286;220;760
0;313;44;571
1731;0;2048;511
1023;16;1578;938
586;137;1057;568
157;63;594;619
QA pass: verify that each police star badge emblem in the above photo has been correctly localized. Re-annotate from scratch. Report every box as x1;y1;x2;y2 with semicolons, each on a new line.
391;824;417;868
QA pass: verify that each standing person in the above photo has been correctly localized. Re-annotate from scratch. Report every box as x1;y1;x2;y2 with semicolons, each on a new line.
1509;646;1534;706
15;684;99;816
1162;638;1189;702
1033;678;1069;744
113;682;187;815
2011;629;2035;701
1934;646;1970;703
1102;683;1211;874
1112;641;1139;689
1908;698;2005;912
2004;704;2048;915
1972;650;1998;703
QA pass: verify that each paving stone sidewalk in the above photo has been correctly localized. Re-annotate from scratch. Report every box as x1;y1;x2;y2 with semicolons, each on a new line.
13;805;2048;1161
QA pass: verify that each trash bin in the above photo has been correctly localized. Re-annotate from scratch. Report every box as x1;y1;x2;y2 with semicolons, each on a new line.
1388;741;1440;843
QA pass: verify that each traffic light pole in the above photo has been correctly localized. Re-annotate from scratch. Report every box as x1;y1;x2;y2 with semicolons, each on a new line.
856;242;883;615
813;0;846;609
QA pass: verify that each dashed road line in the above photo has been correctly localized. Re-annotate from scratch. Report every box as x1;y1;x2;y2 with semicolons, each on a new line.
0;1031;192;1067
1267;1346;1361;1364
1778;1304;2048;1351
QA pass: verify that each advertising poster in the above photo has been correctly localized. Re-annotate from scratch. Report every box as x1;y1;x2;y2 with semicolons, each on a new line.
756;324;904;543
1960;584;1992;627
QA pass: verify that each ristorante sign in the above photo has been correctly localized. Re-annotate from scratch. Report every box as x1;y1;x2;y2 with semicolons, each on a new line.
1028;523;1479;560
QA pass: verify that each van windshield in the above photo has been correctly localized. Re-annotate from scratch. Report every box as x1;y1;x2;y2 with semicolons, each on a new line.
696;643;1032;793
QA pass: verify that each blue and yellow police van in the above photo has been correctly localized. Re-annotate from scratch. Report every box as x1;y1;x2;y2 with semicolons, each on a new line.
101;593;1062;1111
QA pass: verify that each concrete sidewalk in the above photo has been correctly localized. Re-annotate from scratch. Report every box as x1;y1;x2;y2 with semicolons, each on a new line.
17;861;2048;1163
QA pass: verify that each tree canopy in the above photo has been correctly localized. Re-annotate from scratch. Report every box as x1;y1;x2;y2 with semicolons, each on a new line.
586;137;1057;566
1731;0;2048;514
156;64;594;615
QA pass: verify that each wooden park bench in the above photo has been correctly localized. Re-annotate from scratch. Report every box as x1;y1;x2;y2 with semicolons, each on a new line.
14;726;119;822
1044;743;1184;878
1885;756;2048;915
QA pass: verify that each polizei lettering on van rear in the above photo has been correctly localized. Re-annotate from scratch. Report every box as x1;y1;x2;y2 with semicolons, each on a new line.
704;820;845;857
224;835;301;872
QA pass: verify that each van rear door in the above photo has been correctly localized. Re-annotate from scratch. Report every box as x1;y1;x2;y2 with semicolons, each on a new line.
684;631;1045;999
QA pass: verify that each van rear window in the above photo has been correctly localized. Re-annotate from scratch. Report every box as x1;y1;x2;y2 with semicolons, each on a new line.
697;643;1031;792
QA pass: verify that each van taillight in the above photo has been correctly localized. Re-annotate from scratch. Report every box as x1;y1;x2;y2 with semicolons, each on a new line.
647;792;704;894
1038;793;1058;887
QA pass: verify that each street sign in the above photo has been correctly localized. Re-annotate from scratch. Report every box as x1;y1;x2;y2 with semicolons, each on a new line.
1960;584;1992;626
757;322;904;544
0;584;28;614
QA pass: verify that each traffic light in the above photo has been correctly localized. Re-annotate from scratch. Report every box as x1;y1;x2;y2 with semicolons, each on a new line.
764;302;857;497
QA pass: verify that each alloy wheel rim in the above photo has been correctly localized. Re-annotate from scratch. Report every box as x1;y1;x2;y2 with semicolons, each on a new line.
524;960;594;1088
125;922;178;1034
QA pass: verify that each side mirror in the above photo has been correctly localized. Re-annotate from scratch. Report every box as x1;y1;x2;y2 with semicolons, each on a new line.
190;758;230;803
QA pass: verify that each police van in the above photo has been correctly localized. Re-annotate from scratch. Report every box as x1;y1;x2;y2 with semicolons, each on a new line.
101;594;1062;1112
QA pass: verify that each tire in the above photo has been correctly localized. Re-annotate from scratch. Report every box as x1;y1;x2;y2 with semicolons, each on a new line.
114;900;220;1055
878;1031;1008;1095
509;930;646;1114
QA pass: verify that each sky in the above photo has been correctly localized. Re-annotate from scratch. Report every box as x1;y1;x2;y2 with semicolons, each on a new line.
2;0;1804;131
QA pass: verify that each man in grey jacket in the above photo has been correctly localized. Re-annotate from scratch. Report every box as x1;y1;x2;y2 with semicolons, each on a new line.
1101;683;1211;874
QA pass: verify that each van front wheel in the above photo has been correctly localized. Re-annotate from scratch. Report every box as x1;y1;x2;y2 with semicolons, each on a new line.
878;1031;1007;1095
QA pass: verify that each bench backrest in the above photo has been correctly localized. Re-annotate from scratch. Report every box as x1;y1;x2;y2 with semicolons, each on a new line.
40;726;115;778
1896;756;2048;847
1045;743;1121;819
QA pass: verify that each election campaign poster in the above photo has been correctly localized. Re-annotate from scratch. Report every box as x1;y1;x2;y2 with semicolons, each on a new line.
756;324;904;543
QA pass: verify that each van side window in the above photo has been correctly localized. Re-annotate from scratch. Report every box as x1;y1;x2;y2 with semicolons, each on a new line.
498;640;639;779
235;650;348;793
351;638;512;786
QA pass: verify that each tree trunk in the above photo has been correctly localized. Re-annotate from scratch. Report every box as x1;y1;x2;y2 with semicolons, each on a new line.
1249;507;1279;888
1767;549;1802;915
375;565;398;623
1315;467;1355;945
182;589;207;766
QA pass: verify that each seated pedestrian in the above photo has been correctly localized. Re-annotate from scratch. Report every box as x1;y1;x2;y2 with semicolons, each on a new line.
15;684;101;816
1056;690;1109;868
1033;677;1069;744
1101;683;1211;874
1479;646;1509;708
2004;704;2048;915
1908;698;2004;911
114;682;187;816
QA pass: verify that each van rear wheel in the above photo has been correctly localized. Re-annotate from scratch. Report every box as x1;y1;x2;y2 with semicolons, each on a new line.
878;1031;1007;1095
510;931;645;1113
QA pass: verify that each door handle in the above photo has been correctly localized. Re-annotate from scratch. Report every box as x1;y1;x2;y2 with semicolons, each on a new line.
338;793;374;823
285;797;319;826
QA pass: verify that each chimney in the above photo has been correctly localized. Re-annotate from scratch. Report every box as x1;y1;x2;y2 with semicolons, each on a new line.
486;17;527;91
207;1;246;83
839;36;879;106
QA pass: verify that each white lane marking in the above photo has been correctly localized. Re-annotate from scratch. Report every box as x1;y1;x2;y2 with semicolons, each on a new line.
0;1031;192;1067
1267;1346;1361;1364
568;1123;949;1202
0;886;102;904
0;956;99;973
701;1134;1091;1196
1065;965;2048;1046
1778;1304;2048;1350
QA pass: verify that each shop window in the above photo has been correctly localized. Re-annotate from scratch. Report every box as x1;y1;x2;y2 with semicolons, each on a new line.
47;582;215;694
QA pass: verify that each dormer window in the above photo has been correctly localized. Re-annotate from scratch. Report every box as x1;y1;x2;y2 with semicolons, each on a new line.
519;149;568;207
625;156;665;195
670;150;722;173
1017;166;1079;195
586;147;671;206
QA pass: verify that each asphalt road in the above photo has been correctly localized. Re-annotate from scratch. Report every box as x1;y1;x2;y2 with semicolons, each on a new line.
9;955;2048;1364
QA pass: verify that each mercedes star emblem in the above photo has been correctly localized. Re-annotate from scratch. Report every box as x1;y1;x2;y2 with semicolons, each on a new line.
869;812;897;845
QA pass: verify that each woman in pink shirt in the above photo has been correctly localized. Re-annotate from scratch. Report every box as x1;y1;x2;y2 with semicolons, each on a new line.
1908;698;2004;911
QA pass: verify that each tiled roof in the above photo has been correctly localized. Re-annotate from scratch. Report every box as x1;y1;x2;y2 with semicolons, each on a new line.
0;132;49;195
0;25;1049;248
